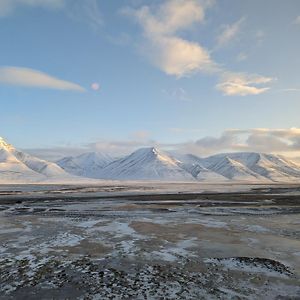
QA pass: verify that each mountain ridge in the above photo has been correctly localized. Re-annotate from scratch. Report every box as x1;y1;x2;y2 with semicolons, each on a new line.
1;137;300;183
58;147;300;182
0;137;75;183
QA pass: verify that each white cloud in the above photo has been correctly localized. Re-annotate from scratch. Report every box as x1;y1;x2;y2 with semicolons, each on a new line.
0;66;85;92
125;0;216;77
0;0;64;17
131;0;205;36
147;35;214;77
217;73;273;96
125;1;272;95
216;17;245;47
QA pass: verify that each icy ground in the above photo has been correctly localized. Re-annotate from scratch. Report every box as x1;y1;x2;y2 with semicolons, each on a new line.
0;184;300;299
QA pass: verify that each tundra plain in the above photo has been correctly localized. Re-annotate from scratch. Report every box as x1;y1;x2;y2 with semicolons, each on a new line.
1;183;300;299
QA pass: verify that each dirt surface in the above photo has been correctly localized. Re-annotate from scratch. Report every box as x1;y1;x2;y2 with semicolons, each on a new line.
1;184;300;299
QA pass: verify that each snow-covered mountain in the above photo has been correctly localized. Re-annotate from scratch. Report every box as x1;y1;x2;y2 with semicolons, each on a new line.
98;147;196;181
57;152;114;178
201;152;300;182
0;137;73;183
3;136;300;183
172;154;227;181
56;146;300;182
201;155;264;181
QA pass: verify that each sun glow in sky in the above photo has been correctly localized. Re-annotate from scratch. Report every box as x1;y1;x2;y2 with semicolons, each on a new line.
1;0;300;160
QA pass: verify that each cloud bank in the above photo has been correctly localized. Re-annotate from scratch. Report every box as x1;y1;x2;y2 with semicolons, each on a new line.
26;128;300;162
179;128;300;157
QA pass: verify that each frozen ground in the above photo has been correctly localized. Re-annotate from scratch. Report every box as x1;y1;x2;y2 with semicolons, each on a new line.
0;183;300;299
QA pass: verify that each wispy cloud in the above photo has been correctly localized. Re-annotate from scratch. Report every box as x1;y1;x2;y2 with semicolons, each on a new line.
0;66;85;92
294;15;300;25
255;29;265;45
0;0;103;29
216;17;245;47
162;87;191;101
236;52;248;62
66;0;103;30
168;128;203;134
0;0;64;17
130;130;151;140
217;73;273;96
276;88;300;93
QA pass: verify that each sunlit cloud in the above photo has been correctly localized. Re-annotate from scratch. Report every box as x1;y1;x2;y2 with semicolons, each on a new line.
124;0;217;77
124;0;272;96
217;73;273;96
178;127;300;158
0;66;85;92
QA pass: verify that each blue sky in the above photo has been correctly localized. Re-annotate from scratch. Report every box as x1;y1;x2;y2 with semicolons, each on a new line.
1;0;300;159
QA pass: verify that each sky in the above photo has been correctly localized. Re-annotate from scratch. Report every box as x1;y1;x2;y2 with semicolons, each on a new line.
1;0;300;160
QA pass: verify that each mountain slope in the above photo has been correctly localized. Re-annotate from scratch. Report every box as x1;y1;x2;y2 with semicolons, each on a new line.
203;156;266;181
0;137;72;183
172;153;227;181
233;153;300;181
202;152;300;182
98;147;196;181
57;152;114;178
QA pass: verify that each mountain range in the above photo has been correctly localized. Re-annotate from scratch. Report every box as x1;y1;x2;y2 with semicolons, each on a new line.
1;137;300;183
57;145;300;183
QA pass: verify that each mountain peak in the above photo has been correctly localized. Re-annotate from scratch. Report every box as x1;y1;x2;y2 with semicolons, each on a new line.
99;146;195;181
138;147;160;154
131;147;178;164
57;151;114;178
0;137;14;151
